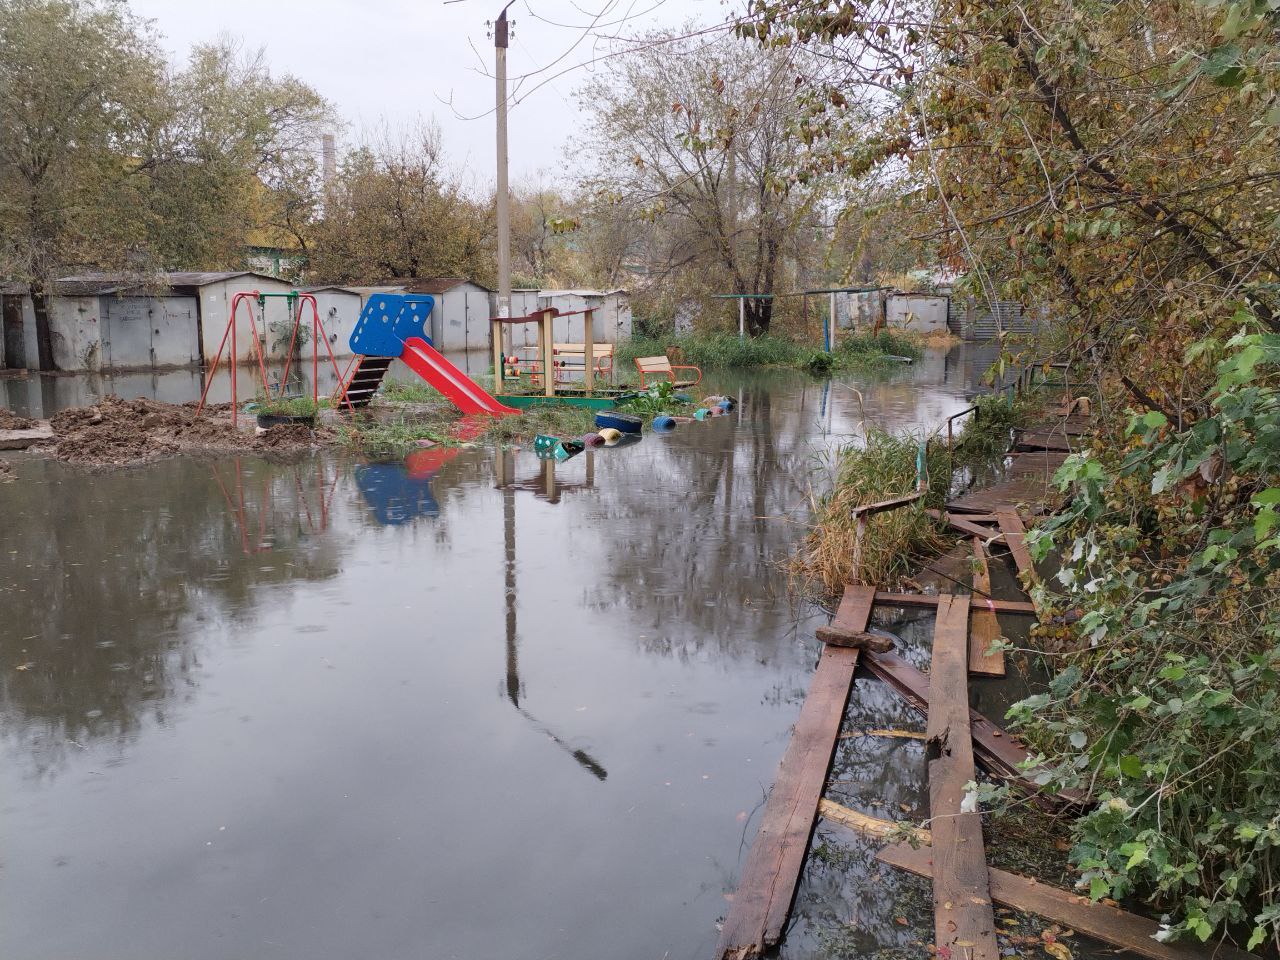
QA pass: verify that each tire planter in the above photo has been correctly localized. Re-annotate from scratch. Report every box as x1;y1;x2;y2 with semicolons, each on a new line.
256;413;317;429
594;410;643;434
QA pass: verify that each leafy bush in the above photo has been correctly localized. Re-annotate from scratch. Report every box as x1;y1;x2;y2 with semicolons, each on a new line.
616;329;925;375
1010;326;1280;951
618;380;692;416
254;395;321;417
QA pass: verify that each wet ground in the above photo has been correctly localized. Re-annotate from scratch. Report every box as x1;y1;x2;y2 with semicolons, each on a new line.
0;345;1047;960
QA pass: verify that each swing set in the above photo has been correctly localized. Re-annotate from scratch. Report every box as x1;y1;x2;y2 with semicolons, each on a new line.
195;290;348;426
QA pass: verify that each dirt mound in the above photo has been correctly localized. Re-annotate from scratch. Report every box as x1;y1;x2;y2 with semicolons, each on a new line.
253;423;319;450
46;395;328;467
0;409;36;430
0;460;13;482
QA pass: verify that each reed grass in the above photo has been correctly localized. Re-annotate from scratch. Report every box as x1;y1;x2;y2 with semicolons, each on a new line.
788;430;952;596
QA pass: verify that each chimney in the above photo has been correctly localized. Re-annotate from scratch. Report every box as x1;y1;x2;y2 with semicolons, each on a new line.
321;133;336;189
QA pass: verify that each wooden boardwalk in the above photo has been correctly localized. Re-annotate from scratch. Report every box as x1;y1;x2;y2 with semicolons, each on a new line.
716;409;1118;960
947;450;1068;515
716;585;874;958
924;595;998;960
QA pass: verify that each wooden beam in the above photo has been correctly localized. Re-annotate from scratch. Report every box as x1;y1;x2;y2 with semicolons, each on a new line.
874;592;1037;616
878;843;1259;960
924;595;998;960
997;510;1037;584
852;490;925;517
926;509;1006;542
582;307;594;393
716;584;875;958
969;538;1005;676
860;649;1087;808
816;624;893;651
818;798;931;844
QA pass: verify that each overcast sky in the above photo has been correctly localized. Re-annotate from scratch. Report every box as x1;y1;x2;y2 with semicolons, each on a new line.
128;0;730;186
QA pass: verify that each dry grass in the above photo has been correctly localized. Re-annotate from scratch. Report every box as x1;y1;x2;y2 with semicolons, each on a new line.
788;429;951;597
903;328;962;349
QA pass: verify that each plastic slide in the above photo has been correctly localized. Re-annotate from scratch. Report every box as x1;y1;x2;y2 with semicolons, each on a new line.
400;337;519;416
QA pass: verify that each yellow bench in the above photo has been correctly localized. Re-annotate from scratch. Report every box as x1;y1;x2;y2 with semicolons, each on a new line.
526;342;615;384
634;355;702;389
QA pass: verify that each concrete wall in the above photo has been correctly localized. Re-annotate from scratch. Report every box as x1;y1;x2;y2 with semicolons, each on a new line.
885;294;949;332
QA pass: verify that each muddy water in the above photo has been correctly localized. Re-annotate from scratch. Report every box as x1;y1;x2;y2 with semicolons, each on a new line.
2;348;995;960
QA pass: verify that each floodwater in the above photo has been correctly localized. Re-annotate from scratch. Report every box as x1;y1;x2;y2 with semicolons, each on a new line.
2;346;1022;960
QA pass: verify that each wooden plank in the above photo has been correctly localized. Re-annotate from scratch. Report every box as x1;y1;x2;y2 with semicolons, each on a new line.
859;650;1087;807
926;509;1005;542
874;592;1038;616
924;595;998;960
716;585;874;958
818;798;931;843
997;510;1037;584
1014;428;1073;453
969;538;1005;677
877;843;1259;960
851;490;925;517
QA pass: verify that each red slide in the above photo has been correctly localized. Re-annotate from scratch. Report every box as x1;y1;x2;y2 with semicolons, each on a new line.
400;336;519;416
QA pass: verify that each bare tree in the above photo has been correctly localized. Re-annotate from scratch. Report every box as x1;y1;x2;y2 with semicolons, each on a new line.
577;29;829;334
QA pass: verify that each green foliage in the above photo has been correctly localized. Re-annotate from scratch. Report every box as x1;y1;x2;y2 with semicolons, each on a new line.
253;394;320;417
1011;328;1280;950
951;393;1040;463
309;124;494;285
617;330;923;375
342;401;598;456
618;380;691;416
616;332;810;369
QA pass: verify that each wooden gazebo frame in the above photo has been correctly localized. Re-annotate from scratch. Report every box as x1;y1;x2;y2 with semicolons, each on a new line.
491;306;599;397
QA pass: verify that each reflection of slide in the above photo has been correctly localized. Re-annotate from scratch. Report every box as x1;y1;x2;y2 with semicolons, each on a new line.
401;336;519;416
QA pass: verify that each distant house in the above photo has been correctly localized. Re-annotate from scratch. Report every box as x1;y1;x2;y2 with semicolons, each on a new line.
0;271;294;372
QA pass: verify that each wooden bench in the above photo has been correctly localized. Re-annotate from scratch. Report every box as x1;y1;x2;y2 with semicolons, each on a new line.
525;342;615;384
556;342;613;379
634;355;702;389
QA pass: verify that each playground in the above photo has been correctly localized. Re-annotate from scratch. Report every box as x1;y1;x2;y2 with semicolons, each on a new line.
0;349;1008;959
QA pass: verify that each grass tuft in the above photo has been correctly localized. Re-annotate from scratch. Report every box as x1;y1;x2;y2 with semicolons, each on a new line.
616;330;925;377
788;430;951;595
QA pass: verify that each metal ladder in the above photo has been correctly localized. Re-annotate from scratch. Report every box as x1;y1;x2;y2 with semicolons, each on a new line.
337;355;394;408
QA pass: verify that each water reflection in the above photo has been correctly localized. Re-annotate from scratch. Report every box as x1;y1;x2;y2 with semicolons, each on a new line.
0;357;986;960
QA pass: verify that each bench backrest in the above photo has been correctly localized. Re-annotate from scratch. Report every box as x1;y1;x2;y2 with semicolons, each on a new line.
635;355;673;373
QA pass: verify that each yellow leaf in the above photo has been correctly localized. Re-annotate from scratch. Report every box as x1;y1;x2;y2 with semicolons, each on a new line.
1045;942;1073;960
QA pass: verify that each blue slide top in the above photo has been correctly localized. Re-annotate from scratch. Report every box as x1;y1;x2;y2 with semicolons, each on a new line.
349;293;435;357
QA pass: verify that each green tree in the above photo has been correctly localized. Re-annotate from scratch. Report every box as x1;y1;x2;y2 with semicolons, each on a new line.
0;0;161;369
139;36;332;272
309;124;494;284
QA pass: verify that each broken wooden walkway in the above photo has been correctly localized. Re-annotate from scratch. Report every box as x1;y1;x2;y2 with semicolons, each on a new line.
715;584;874;958
923;594;998;960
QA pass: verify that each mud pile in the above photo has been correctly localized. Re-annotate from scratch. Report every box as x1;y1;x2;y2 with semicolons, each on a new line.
0;409;37;430
47;396;331;467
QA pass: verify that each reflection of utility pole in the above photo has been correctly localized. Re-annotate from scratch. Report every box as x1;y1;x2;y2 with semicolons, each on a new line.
501;449;520;705
493;448;607;781
494;3;514;333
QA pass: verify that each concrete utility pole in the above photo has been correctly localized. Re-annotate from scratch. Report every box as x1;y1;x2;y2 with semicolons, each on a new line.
494;4;513;325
